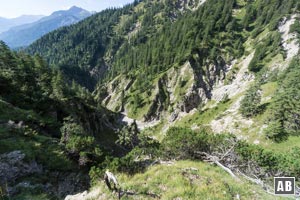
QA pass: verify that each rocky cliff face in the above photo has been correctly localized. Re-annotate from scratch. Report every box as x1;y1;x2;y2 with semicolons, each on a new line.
98;12;300;136
171;0;207;12
0;150;89;198
0;151;42;186
97;54;230;123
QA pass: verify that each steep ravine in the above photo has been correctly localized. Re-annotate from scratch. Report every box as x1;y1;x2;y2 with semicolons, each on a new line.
98;55;230;128
105;14;300;138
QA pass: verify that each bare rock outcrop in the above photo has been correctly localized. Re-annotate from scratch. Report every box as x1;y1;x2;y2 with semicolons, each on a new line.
0;150;89;199
279;14;300;61
0;151;42;185
144;77;169;121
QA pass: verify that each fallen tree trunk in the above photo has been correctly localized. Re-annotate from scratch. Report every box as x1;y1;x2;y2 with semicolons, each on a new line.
194;151;239;180
214;159;239;180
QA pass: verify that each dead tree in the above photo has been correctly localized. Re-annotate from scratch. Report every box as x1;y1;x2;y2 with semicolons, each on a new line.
194;138;285;196
196;151;239;180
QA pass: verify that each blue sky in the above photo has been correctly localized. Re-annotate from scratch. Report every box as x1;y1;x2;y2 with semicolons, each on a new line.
0;0;135;18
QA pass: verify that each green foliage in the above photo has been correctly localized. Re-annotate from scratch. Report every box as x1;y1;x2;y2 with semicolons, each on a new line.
60;117;104;166
161;127;300;178
176;98;232;129
236;142;300;177
264;120;287;142
89;166;103;185
242;0;296;32
161;127;233;159
3;0;300;197
0;42;53;109
50;70;66;100
265;59;300;141
116;121;140;150
289;20;300;35
25;0;298;92
242;4;256;29
91;151;144;177
108;160;278;200
26;2;142;89
26;0;245;91
248;32;282;72
0;127;74;171
0;42;121;199
89;133;160;182
239;83;262;118
236;141;277;169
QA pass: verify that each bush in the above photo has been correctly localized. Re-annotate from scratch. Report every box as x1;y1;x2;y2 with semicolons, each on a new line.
236;141;300;178
239;84;262;117
161;127;233;159
60;116;104;166
161;127;300;178
289;20;300;35
97;151;147;175
264;120;288;142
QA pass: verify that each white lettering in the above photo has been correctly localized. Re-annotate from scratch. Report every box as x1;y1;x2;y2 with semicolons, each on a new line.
285;181;292;191
277;181;284;191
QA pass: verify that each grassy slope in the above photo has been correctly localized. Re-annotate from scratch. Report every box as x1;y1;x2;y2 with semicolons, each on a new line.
88;161;287;200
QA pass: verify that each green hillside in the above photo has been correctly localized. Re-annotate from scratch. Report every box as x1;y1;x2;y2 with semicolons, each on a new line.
0;42;122;199
1;0;300;199
85;161;284;200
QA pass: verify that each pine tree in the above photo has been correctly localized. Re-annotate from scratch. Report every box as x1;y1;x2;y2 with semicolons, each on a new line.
240;84;262;117
264;120;287;142
51;70;65;100
264;59;300;140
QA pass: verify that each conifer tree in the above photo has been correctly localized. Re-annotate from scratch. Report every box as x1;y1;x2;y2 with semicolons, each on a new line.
240;84;261;117
51;70;65;99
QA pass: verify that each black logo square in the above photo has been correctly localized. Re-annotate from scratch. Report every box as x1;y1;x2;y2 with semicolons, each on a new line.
274;177;295;195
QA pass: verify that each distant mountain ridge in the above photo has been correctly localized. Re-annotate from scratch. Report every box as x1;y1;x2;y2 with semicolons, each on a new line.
0;6;92;48
0;15;44;33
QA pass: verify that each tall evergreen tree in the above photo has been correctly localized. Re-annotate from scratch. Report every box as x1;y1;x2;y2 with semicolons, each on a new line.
240;84;262;118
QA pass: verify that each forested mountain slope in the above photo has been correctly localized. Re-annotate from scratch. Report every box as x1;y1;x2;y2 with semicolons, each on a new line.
6;0;300;199
26;0;208;89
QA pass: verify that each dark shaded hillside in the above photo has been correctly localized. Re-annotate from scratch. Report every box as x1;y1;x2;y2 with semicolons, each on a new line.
0;41;122;199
